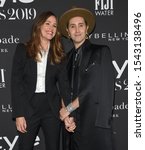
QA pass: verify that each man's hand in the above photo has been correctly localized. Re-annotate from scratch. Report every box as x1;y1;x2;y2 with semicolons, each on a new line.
16;117;27;133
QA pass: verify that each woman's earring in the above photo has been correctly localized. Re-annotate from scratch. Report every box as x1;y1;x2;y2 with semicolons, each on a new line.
68;34;71;39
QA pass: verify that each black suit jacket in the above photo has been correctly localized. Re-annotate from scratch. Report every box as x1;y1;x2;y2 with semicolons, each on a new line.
66;40;115;130
11;43;69;119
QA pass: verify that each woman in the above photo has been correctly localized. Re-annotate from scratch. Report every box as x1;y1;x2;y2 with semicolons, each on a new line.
11;11;71;150
59;7;115;150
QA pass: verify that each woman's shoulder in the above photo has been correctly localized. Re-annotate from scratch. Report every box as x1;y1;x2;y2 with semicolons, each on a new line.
16;42;26;50
13;43;27;60
15;42;27;53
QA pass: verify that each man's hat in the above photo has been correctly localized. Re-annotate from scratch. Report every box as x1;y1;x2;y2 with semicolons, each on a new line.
59;7;96;37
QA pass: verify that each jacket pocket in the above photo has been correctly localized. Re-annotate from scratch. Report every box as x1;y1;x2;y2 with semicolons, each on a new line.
85;62;96;72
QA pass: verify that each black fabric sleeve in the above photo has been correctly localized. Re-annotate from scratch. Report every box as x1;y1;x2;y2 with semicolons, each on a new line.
11;43;27;119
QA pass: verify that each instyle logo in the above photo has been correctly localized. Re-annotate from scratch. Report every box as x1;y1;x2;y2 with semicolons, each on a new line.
113;60;128;79
0;0;36;20
112;60;128;91
0;135;40;150
0;0;34;7
0;136;18;150
1;104;12;112
95;0;114;16
90;32;128;42
0;8;36;20
0;69;6;88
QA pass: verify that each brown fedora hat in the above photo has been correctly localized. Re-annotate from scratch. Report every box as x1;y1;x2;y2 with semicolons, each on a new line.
59;7;96;37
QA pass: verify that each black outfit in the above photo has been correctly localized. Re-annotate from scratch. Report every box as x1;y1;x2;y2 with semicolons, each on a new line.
63;40;115;150
11;43;69;150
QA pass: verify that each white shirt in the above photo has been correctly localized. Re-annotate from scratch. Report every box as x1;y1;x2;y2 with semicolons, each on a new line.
35;50;49;93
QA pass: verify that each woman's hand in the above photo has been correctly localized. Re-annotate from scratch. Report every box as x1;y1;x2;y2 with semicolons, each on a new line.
59;107;70;121
60;98;79;121
16;117;27;133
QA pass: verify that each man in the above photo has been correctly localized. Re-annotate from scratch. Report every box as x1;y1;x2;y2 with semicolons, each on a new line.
59;7;115;150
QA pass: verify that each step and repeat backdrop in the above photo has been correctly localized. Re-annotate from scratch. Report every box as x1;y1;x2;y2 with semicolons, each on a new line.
0;0;127;150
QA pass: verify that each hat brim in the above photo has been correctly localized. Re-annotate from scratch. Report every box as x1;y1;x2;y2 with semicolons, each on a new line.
59;8;95;37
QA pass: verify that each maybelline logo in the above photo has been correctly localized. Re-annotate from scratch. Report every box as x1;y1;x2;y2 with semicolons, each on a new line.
95;0;114;16
1;104;12;112
90;32;128;41
0;135;40;150
0;35;19;44
112;60;128;91
0;69;6;88
0;0;34;7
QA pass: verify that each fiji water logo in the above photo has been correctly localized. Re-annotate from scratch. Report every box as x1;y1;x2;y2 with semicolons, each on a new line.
95;0;114;16
0;0;34;7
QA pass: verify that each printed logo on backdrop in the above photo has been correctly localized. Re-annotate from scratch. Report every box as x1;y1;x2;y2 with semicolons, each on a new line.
0;48;8;53
90;32;128;42
1;104;12;112
112;60;128;118
112;101;128;118
0;135;40;150
0;0;36;20
0;35;19;44
0;0;34;7
113;60;128;91
0;69;6;88
95;0;114;16
0;35;19;53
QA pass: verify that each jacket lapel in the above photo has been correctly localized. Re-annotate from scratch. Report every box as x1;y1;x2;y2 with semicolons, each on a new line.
27;58;37;94
66;50;73;70
45;57;50;87
67;39;101;74
79;40;92;73
29;59;37;77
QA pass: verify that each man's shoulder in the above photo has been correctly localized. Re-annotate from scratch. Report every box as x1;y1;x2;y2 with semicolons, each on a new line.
90;43;110;51
66;48;73;57
89;43;111;56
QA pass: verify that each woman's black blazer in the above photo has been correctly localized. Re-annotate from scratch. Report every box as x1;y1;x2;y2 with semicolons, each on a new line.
11;43;69;119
